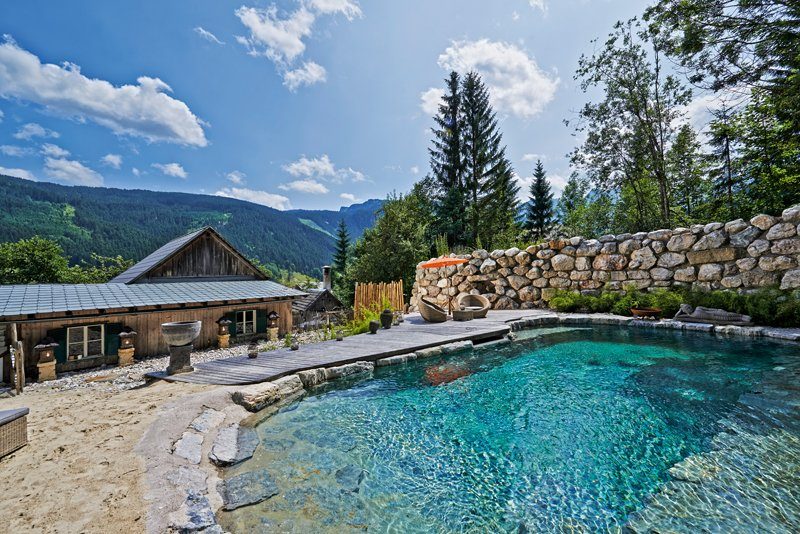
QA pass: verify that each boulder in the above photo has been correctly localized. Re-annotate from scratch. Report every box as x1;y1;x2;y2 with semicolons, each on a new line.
729;225;761;248
771;238;800;255
751;213;777;230
650;267;674;281
496;256;513;268
507;275;530;290
514;251;531;265
479;258;497;274
721;275;743;288
692;230;726;251
650;240;666;254
629;246;657;270
741;268;780;288
504;247;521;257
782;205;800;223
494;296;519;310
560;246;577;257
576;239;602;256
759;255;796;272
537;249;556;260
600;242;617;254
667;233;697;252
518;286;540;301
593;254;628;271
686;247;742;265
698;263;723;281
618;239;642;255
766;222;796;240
747;239;770;257
736;258;758;271
724;219;749;234
674;267;696;282
598;234;616;242
657;252;686;268
490;249;505;259
551;254;575;271
704;222;723;233
472;249;489;259
781;269;800;290
575;257;591;271
647;229;672;241
569;270;592;281
232;375;304;412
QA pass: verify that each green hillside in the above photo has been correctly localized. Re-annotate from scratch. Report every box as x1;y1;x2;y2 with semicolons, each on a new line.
0;174;379;276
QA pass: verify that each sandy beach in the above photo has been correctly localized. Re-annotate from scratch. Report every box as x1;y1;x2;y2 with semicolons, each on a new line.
0;380;214;533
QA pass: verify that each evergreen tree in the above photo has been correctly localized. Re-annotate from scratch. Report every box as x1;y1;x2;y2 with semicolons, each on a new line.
706;106;740;220
480;157;520;247
557;173;589;222
332;219;350;289
667;124;707;223
428;71;467;246
525;160;554;239
460;71;511;245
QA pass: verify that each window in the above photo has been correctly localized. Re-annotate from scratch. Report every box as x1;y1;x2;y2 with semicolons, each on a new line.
236;310;256;335
67;325;104;360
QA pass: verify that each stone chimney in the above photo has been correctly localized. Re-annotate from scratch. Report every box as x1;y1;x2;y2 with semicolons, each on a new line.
322;265;332;290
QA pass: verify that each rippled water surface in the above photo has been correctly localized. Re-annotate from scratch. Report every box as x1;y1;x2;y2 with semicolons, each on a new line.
220;327;799;533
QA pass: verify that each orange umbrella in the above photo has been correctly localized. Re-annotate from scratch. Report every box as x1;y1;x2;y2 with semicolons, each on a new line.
418;256;468;314
419;256;468;269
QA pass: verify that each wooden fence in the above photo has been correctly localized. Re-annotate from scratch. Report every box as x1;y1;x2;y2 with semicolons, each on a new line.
354;281;405;317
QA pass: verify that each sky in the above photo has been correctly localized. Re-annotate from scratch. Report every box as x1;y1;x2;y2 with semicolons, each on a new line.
0;0;646;211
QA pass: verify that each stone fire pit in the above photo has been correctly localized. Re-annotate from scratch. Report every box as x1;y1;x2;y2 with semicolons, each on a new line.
161;321;201;375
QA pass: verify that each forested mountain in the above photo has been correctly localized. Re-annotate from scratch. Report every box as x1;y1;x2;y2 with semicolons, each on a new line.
0;174;380;276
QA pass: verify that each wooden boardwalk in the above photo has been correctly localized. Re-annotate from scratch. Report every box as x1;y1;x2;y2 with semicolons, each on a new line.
148;311;547;385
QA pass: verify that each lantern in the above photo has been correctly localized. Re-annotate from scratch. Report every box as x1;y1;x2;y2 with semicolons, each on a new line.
217;318;232;336
34;337;59;363
119;327;137;349
267;311;280;329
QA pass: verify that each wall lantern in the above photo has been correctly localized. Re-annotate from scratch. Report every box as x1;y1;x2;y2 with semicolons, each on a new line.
217;318;232;336
34;337;59;363
119;327;138;349
267;311;280;329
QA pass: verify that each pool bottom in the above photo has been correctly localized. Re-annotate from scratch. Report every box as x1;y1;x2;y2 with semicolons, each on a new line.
219;327;800;533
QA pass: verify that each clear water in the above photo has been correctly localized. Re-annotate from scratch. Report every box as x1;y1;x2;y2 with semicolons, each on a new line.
220;327;799;533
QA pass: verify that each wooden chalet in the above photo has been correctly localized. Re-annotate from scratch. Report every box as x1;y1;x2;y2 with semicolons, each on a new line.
291;266;346;328
0;227;306;382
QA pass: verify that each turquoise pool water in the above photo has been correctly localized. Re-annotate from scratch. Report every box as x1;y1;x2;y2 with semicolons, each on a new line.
220;327;800;533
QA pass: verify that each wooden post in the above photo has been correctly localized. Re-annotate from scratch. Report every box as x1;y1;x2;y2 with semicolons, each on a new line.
9;323;24;393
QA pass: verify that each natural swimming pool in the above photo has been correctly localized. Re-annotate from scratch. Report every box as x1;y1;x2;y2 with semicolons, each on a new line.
219;327;800;533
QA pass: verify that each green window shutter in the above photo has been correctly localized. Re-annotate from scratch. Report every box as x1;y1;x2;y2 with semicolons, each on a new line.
46;327;67;364
105;323;123;356
224;312;237;336
256;309;267;333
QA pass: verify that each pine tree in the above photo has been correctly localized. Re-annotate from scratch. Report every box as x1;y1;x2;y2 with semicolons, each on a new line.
707;106;739;220
480;157;520;247
525;160;554;239
461;71;512;245
332;219;349;285
428;71;467;246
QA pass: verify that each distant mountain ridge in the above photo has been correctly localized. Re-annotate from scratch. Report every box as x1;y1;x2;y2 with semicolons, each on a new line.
0;174;381;276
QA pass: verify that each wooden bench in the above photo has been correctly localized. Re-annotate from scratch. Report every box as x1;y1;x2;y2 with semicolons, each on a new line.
0;408;29;458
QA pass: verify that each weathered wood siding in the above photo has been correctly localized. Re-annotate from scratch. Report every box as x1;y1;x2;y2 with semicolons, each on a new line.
141;232;265;283
17;300;293;379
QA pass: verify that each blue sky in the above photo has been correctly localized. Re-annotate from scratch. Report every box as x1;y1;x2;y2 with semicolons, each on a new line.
0;0;645;211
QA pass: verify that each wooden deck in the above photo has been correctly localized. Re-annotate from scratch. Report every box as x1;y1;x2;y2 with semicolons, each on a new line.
148;311;549;385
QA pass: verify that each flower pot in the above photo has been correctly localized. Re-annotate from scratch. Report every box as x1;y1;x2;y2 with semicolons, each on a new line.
630;307;662;319
380;309;393;329
368;320;381;334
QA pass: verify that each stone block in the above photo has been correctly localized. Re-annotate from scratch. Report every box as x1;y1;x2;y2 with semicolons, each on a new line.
686;247;742;265
698;263;723;281
232;375;304;412
766;222;796;240
667;233;697;252
551;254;575;271
692;230;726;251
771;238;800;255
782;205;800;223
781;269;800;290
657;252;685;268
751;213;777;230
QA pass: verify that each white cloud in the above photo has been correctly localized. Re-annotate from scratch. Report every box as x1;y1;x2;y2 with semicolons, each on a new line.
512;11;521;21
194;26;225;45
410;166;420;175
132;167;141;176
44;157;103;186
0;166;35;180
235;2;360;90
515;170;569;198
0;38;208;146
437;39;559;119
226;170;246;184
152;162;187;178
13;122;58;140
0;145;31;157
101;153;122;169
0;109;4;122
522;153;546;162
339;192;356;202
529;0;547;12
279;179;330;194
419;87;444;115
283;61;327;91
215;187;292;210
335;167;365;183
283;154;336;178
308;0;362;20
41;143;70;158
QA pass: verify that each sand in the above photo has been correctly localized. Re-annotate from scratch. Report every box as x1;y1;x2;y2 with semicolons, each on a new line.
0;381;215;533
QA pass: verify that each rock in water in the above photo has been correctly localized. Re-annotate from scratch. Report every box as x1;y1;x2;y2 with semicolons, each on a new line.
218;469;279;510
335;464;366;493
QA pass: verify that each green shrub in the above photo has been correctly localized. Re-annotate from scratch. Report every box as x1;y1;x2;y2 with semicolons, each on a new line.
549;291;585;312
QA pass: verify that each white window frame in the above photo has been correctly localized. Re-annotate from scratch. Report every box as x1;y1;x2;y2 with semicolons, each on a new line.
66;324;105;360
236;310;257;335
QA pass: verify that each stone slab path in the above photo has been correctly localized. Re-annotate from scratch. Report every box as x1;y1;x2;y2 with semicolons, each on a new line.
147;311;550;386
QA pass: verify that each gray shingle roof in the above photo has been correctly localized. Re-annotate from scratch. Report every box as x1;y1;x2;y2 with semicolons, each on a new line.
109;227;207;284
0;281;306;319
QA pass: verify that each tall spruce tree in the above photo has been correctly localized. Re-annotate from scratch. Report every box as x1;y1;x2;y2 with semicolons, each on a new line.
525;160;554;239
481;157;520;247
460;71;514;245
332;219;349;284
707;106;739;220
428;71;467;246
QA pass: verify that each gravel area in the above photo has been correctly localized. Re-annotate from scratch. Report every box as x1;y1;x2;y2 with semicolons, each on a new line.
26;331;329;394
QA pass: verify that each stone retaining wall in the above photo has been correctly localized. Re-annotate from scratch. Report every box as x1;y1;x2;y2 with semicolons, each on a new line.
411;205;800;311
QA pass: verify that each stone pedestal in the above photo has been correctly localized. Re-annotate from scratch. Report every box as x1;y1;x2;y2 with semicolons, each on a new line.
267;327;279;342
217;334;231;349
37;360;56;381
118;347;136;367
167;344;194;375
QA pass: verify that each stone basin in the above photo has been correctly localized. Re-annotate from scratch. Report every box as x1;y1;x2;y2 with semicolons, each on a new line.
161;321;202;347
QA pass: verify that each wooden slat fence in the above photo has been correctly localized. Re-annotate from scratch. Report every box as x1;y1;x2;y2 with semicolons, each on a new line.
354;281;404;317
